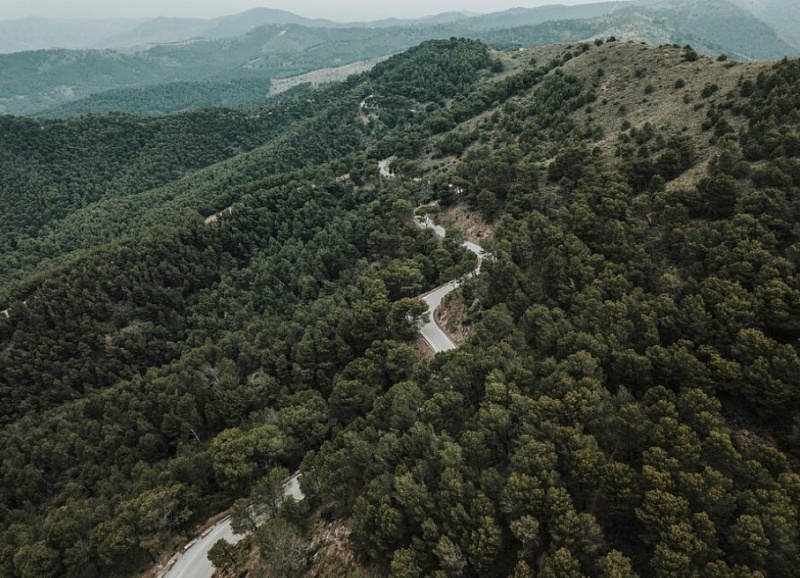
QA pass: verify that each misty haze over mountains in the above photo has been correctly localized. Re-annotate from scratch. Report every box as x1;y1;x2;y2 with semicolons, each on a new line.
0;4;626;53
0;0;798;117
1;0;798;54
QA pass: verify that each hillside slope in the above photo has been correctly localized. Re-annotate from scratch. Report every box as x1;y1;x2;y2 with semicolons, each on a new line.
625;0;796;60
732;0;800;50
2;38;800;578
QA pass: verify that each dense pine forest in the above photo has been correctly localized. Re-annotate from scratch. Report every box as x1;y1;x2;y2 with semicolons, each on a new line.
2;36;800;578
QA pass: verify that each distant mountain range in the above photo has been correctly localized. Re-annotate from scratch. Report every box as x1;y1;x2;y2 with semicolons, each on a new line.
0;17;145;53
0;0;797;117
2;1;797;54
3;1;798;55
0;4;634;53
730;0;800;49
619;0;796;60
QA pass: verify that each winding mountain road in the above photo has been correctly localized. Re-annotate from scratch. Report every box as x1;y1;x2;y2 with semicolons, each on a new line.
161;474;302;578
414;215;484;353
160;187;482;578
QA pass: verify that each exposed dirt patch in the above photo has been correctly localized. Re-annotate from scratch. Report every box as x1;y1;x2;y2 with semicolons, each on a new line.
270;57;390;96
204;205;235;225
412;333;435;359
436;292;472;346
305;520;357;577
435;204;494;244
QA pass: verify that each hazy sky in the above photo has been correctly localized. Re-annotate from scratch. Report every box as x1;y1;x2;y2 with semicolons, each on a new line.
0;0;601;22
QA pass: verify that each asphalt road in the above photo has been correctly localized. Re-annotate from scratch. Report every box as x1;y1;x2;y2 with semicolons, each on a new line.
161;474;304;578
415;215;484;353
161;518;244;578
420;283;458;352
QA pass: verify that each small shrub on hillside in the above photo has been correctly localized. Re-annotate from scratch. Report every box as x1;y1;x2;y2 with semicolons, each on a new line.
682;45;699;62
702;83;720;98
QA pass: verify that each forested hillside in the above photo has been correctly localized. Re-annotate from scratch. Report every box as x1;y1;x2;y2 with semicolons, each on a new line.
2;37;800;578
299;41;800;578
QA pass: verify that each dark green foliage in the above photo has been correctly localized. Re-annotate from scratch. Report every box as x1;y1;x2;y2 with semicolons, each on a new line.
3;38;800;578
682;45;699;61
0;38;499;578
302;50;800;578
701;83;720;98
617;126;696;193
0;108;298;265
368;39;492;102
0;80;368;284
739;59;800;161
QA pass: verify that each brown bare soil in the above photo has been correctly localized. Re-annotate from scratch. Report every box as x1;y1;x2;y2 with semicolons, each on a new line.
412;333;435;359
435;204;494;244
437;292;473;346
303;519;381;578
204;205;235;225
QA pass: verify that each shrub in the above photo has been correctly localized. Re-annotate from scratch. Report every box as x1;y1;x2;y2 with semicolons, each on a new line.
701;83;719;98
